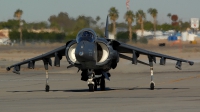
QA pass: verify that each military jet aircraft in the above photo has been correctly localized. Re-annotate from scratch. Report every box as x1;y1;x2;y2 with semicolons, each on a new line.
7;16;194;92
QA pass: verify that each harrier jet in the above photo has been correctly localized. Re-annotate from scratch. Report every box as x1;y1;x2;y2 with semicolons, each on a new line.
7;16;194;92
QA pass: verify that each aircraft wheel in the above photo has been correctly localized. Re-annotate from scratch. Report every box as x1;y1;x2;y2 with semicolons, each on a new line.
100;78;105;91
45;85;50;92
94;80;97;91
150;82;155;90
88;84;94;92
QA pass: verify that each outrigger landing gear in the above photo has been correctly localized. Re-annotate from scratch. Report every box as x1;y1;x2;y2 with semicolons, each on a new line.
45;70;50;92
148;55;155;90
150;67;155;90
43;59;51;92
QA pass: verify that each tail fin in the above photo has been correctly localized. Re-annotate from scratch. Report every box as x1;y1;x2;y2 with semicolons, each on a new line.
104;15;109;39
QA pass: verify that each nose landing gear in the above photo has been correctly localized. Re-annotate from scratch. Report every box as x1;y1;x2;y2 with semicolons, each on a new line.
87;70;107;92
87;70;95;92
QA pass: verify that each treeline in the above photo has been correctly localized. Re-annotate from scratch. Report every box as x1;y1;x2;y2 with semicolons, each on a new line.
0;8;192;43
9;29;103;42
116;31;148;44
0;12;104;34
0;12;191;33
9;30;139;43
133;21;190;31
117;31;137;42
9;30;70;43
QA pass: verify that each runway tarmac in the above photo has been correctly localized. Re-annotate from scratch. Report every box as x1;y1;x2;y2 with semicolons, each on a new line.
0;61;200;112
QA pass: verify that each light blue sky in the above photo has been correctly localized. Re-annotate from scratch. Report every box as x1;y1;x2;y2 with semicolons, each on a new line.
0;0;199;24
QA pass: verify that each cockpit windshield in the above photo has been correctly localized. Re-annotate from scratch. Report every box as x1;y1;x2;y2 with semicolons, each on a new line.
76;28;97;43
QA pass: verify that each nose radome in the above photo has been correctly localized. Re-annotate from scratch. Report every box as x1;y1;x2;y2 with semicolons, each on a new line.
75;41;97;63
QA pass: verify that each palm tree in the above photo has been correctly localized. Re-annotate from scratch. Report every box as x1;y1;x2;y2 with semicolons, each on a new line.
167;13;171;23
14;9;23;20
101;22;104;27
108;7;119;37
14;9;23;44
96;16;101;22
148;8;158;38
178;19;183;32
124;10;135;42
95;16;101;27
136;10;146;38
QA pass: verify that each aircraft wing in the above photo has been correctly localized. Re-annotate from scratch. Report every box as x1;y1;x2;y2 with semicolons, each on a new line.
6;43;68;74
113;40;194;69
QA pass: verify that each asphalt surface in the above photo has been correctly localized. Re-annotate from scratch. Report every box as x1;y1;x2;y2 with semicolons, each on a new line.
0;62;200;112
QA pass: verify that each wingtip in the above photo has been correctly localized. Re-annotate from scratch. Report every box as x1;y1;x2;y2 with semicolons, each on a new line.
6;67;10;71
189;61;194;66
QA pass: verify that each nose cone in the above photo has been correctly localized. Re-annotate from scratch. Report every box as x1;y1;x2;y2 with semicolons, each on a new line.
75;41;97;63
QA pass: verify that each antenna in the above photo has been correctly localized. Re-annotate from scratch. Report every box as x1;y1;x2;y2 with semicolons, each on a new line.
104;15;109;39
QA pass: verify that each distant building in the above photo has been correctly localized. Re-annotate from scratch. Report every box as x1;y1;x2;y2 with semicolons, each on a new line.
0;32;10;45
0;32;6;38
116;27;128;33
28;29;61;33
108;33;115;39
0;29;10;37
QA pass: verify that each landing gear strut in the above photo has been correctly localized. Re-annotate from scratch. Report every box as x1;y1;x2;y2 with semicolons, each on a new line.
150;67;155;90
43;59;51;92
88;84;94;92
87;70;95;92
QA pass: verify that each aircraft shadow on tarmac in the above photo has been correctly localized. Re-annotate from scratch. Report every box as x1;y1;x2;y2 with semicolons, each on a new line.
129;87;189;90
7;87;114;93
7;87;189;93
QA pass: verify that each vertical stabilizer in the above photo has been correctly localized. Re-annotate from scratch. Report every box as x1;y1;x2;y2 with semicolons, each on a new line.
104;15;109;39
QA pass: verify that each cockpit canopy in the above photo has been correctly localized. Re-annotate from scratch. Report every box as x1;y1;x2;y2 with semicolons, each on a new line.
76;28;97;43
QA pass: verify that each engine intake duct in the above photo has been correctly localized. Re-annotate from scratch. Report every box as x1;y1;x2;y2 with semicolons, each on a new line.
96;42;109;64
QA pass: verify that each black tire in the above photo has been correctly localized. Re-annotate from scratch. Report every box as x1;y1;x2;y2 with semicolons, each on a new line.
88;84;94;92
100;78;105;91
94;80;98;91
45;85;50;92
150;83;154;90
